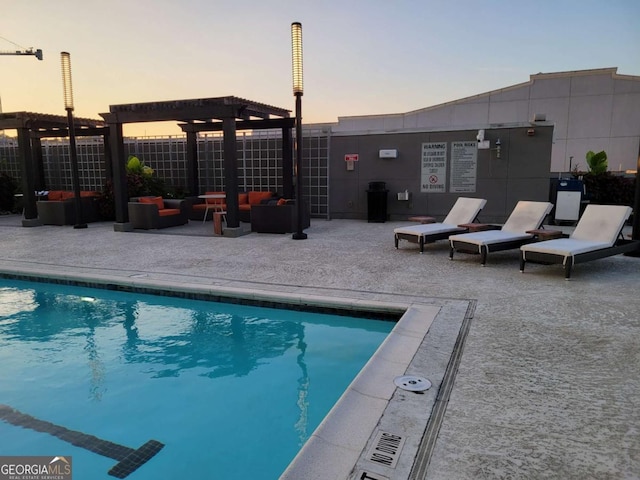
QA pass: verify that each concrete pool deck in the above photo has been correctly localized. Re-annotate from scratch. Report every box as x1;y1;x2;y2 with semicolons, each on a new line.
1;215;639;479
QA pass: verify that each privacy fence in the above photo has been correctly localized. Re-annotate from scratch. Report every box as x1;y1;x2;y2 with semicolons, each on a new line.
0;128;330;218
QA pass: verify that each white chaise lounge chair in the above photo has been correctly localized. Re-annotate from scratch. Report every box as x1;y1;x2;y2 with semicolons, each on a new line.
394;197;487;253
448;200;553;265
520;204;638;279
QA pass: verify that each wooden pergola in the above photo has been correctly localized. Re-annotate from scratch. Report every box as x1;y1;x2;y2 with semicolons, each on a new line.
100;96;293;233
0;112;107;226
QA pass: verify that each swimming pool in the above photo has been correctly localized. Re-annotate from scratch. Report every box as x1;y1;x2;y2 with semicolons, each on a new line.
0;278;394;479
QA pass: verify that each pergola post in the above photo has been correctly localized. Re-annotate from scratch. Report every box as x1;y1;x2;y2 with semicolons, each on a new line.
186;129;199;196
109;122;132;231
17;127;41;226
31;135;46;191
103;128;113;181
222;117;240;231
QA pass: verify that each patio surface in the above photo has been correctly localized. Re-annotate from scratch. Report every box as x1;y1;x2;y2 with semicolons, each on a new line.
0;214;639;479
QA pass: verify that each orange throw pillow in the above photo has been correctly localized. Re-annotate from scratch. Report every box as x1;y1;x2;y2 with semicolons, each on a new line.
139;196;164;210
277;198;287;206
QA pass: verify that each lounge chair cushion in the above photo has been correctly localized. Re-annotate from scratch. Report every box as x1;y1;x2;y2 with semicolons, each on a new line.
570;205;632;245
394;223;465;237
449;230;533;249
442;197;488;225
501;201;554;233
521;238;610;261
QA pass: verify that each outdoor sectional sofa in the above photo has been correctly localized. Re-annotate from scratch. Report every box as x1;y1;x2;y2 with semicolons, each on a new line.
128;196;188;229
37;190;101;225
250;200;310;233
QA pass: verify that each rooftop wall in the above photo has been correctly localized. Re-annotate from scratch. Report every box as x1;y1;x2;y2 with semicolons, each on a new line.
333;68;640;172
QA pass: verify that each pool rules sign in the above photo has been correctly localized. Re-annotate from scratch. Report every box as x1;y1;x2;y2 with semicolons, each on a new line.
421;142;447;193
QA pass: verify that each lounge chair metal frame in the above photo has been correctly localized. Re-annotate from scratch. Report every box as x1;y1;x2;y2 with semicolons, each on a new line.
520;236;640;279
394;197;487;253
449;226;529;265
394;227;468;253
448;201;554;265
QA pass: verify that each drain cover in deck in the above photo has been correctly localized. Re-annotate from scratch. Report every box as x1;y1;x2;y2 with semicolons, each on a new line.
394;375;431;392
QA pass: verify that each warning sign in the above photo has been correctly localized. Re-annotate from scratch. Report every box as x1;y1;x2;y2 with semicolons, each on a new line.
421;142;447;193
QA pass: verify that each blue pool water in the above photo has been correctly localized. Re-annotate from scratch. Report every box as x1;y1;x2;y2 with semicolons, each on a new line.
0;279;394;479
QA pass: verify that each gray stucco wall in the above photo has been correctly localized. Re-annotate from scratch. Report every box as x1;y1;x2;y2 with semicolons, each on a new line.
329;125;553;223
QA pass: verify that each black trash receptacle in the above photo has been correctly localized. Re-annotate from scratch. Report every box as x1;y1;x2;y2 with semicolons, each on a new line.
366;181;388;223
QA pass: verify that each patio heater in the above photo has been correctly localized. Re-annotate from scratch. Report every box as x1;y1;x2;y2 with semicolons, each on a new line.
291;22;307;240
60;51;86;229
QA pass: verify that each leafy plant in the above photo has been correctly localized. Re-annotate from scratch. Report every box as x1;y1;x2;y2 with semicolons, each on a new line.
126;155;154;177
97;155;166;219
586;150;608;175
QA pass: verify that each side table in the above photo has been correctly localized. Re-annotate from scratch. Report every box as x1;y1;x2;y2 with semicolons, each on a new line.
526;229;563;241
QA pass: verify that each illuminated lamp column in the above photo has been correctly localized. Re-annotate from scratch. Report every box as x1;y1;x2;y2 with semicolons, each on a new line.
60;51;86;229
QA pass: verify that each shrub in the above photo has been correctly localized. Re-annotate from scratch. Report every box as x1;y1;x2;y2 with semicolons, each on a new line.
0;172;19;213
97;156;168;219
583;172;635;206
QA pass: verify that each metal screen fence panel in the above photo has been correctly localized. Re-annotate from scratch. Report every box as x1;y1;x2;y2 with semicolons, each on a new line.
0;137;21;180
0;128;330;218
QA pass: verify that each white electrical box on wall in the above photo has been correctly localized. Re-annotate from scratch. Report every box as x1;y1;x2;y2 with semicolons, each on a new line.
379;149;398;159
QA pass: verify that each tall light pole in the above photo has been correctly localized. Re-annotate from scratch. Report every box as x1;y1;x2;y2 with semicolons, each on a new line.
291;22;307;240
61;51;86;229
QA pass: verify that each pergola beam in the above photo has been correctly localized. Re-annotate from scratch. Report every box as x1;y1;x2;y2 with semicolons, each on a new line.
179;118;295;133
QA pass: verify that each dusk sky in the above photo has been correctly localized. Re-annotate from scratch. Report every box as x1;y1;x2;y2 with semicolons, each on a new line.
2;0;639;136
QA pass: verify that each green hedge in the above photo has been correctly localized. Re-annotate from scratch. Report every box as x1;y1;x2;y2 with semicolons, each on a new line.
0;173;19;212
582;173;636;206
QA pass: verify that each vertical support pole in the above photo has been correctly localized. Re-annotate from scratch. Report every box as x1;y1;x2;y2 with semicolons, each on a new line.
633;151;640;241
17;127;41;226
31;135;46;191
103;128;113;181
67;109;87;228
222;117;240;230
282;125;294;199
292;93;307;239
186;129;199;196
109;121;131;231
